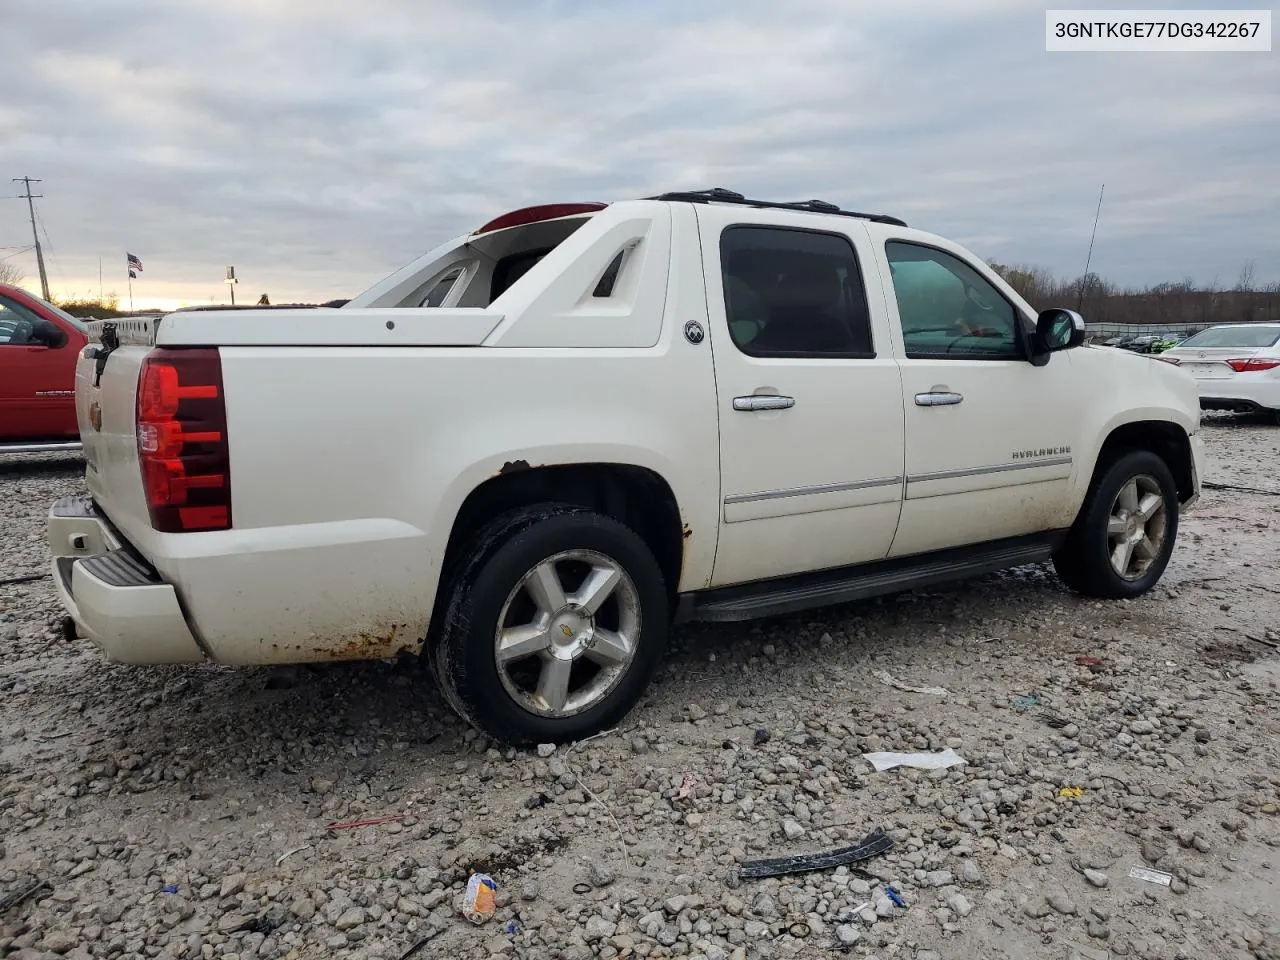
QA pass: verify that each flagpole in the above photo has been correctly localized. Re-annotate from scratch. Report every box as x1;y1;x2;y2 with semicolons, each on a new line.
127;255;133;312
98;257;103;299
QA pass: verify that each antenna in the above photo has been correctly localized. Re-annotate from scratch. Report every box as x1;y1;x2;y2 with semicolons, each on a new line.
1077;184;1105;311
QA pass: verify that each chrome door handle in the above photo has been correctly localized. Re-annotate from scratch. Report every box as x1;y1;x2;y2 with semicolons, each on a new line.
733;395;795;412
914;391;964;406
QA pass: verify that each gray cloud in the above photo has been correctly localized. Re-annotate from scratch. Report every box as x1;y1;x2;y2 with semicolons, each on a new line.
2;0;1276;306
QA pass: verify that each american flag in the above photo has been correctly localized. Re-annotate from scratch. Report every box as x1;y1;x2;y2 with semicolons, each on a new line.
127;253;143;279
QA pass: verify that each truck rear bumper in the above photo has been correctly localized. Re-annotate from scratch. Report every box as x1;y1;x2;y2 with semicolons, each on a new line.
48;496;205;664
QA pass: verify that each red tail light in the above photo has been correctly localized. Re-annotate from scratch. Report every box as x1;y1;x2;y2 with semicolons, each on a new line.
136;348;231;532
1227;358;1280;373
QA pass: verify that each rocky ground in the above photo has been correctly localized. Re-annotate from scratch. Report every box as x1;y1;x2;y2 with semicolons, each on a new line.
1;415;1278;960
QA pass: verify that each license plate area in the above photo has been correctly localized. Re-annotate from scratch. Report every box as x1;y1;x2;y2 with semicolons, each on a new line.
1184;362;1232;379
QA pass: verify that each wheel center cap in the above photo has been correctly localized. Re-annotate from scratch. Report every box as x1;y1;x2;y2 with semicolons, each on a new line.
550;608;592;660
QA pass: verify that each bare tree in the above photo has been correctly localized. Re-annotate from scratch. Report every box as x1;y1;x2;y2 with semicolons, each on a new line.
1235;260;1256;293
0;261;23;286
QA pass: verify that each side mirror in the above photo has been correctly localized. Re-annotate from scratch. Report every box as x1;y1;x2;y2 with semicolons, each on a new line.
32;320;68;349
1035;308;1086;353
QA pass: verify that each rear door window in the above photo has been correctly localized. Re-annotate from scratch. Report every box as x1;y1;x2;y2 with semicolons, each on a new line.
719;226;875;358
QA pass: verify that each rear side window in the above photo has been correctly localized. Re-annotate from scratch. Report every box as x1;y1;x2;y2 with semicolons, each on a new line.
720;226;875;358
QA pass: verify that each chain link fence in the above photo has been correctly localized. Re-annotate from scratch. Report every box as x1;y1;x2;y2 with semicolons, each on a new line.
1085;321;1211;340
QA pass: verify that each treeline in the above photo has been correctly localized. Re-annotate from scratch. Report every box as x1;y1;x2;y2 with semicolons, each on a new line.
988;262;1280;327
57;297;129;319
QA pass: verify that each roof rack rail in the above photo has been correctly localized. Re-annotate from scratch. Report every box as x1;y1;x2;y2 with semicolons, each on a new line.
646;187;907;227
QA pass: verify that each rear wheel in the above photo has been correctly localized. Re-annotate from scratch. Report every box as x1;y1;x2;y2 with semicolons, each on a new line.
1052;450;1179;599
433;504;668;745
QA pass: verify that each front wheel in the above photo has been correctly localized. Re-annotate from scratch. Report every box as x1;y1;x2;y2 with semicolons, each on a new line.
433;504;668;745
1052;450;1180;599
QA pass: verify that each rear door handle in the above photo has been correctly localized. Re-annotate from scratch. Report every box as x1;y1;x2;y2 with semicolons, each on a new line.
914;391;964;407
733;395;795;412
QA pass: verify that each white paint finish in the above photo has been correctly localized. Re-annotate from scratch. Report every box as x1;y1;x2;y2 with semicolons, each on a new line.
886;482;1079;560
866;226;1090;556
56;558;205;664
158;307;505;347
892;355;1084;533
55;195;1205;671
45;503;203;663
487;205;673;349
694;204;907;586
76;344;156;553
344;215;594;310
170;224;720;661
723;477;903;524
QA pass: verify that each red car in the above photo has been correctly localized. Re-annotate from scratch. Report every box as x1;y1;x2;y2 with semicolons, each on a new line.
0;283;90;449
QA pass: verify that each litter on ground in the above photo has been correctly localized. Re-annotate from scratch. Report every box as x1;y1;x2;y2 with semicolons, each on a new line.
739;827;894;880
862;748;967;772
872;669;949;696
1128;866;1173;886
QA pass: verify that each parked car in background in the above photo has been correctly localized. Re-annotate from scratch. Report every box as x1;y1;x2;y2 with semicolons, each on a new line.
1159;322;1280;421
0;284;90;450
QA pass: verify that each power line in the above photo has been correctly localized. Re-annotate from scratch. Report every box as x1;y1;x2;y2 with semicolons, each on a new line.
9;177;50;300
33;207;63;290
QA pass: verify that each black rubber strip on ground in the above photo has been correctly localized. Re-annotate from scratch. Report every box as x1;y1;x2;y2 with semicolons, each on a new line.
739;827;894;880
0;572;48;587
1202;481;1280;497
0;878;51;913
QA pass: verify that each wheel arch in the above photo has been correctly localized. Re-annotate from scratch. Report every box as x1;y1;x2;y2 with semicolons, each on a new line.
1094;419;1195;502
428;462;686;642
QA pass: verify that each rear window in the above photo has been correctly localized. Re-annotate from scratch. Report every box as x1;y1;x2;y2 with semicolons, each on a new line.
1179;326;1280;348
419;268;462;307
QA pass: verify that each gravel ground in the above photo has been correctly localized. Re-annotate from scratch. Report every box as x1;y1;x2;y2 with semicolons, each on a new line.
2;415;1278;960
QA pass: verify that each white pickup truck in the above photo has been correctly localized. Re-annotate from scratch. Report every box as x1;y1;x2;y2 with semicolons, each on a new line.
49;188;1204;744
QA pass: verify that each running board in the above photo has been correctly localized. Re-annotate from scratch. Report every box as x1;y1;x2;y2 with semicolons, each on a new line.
679;531;1066;623
0;440;82;455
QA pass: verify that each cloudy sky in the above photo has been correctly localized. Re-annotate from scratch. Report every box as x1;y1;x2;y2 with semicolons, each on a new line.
2;0;1277;310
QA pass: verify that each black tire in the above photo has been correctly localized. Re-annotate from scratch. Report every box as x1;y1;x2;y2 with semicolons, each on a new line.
1052;450;1180;599
432;504;668;745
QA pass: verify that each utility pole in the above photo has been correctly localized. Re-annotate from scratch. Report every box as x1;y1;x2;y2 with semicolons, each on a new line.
12;177;50;301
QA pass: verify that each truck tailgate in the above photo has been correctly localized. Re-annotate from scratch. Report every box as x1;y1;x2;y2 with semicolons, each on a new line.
76;320;160;552
76;307;505;562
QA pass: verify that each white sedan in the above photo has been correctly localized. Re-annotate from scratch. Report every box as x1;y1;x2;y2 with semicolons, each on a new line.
1160;323;1280;421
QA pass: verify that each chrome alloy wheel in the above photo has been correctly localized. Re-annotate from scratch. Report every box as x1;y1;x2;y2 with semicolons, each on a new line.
1107;474;1168;580
493;549;642;717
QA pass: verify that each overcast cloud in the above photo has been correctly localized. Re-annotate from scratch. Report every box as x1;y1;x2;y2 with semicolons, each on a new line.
2;0;1277;307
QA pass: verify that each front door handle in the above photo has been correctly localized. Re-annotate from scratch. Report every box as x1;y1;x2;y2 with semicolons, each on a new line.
733;395;795;412
915;391;964;407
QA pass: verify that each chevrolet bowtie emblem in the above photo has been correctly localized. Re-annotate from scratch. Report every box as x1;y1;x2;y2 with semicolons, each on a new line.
560;624;574;638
